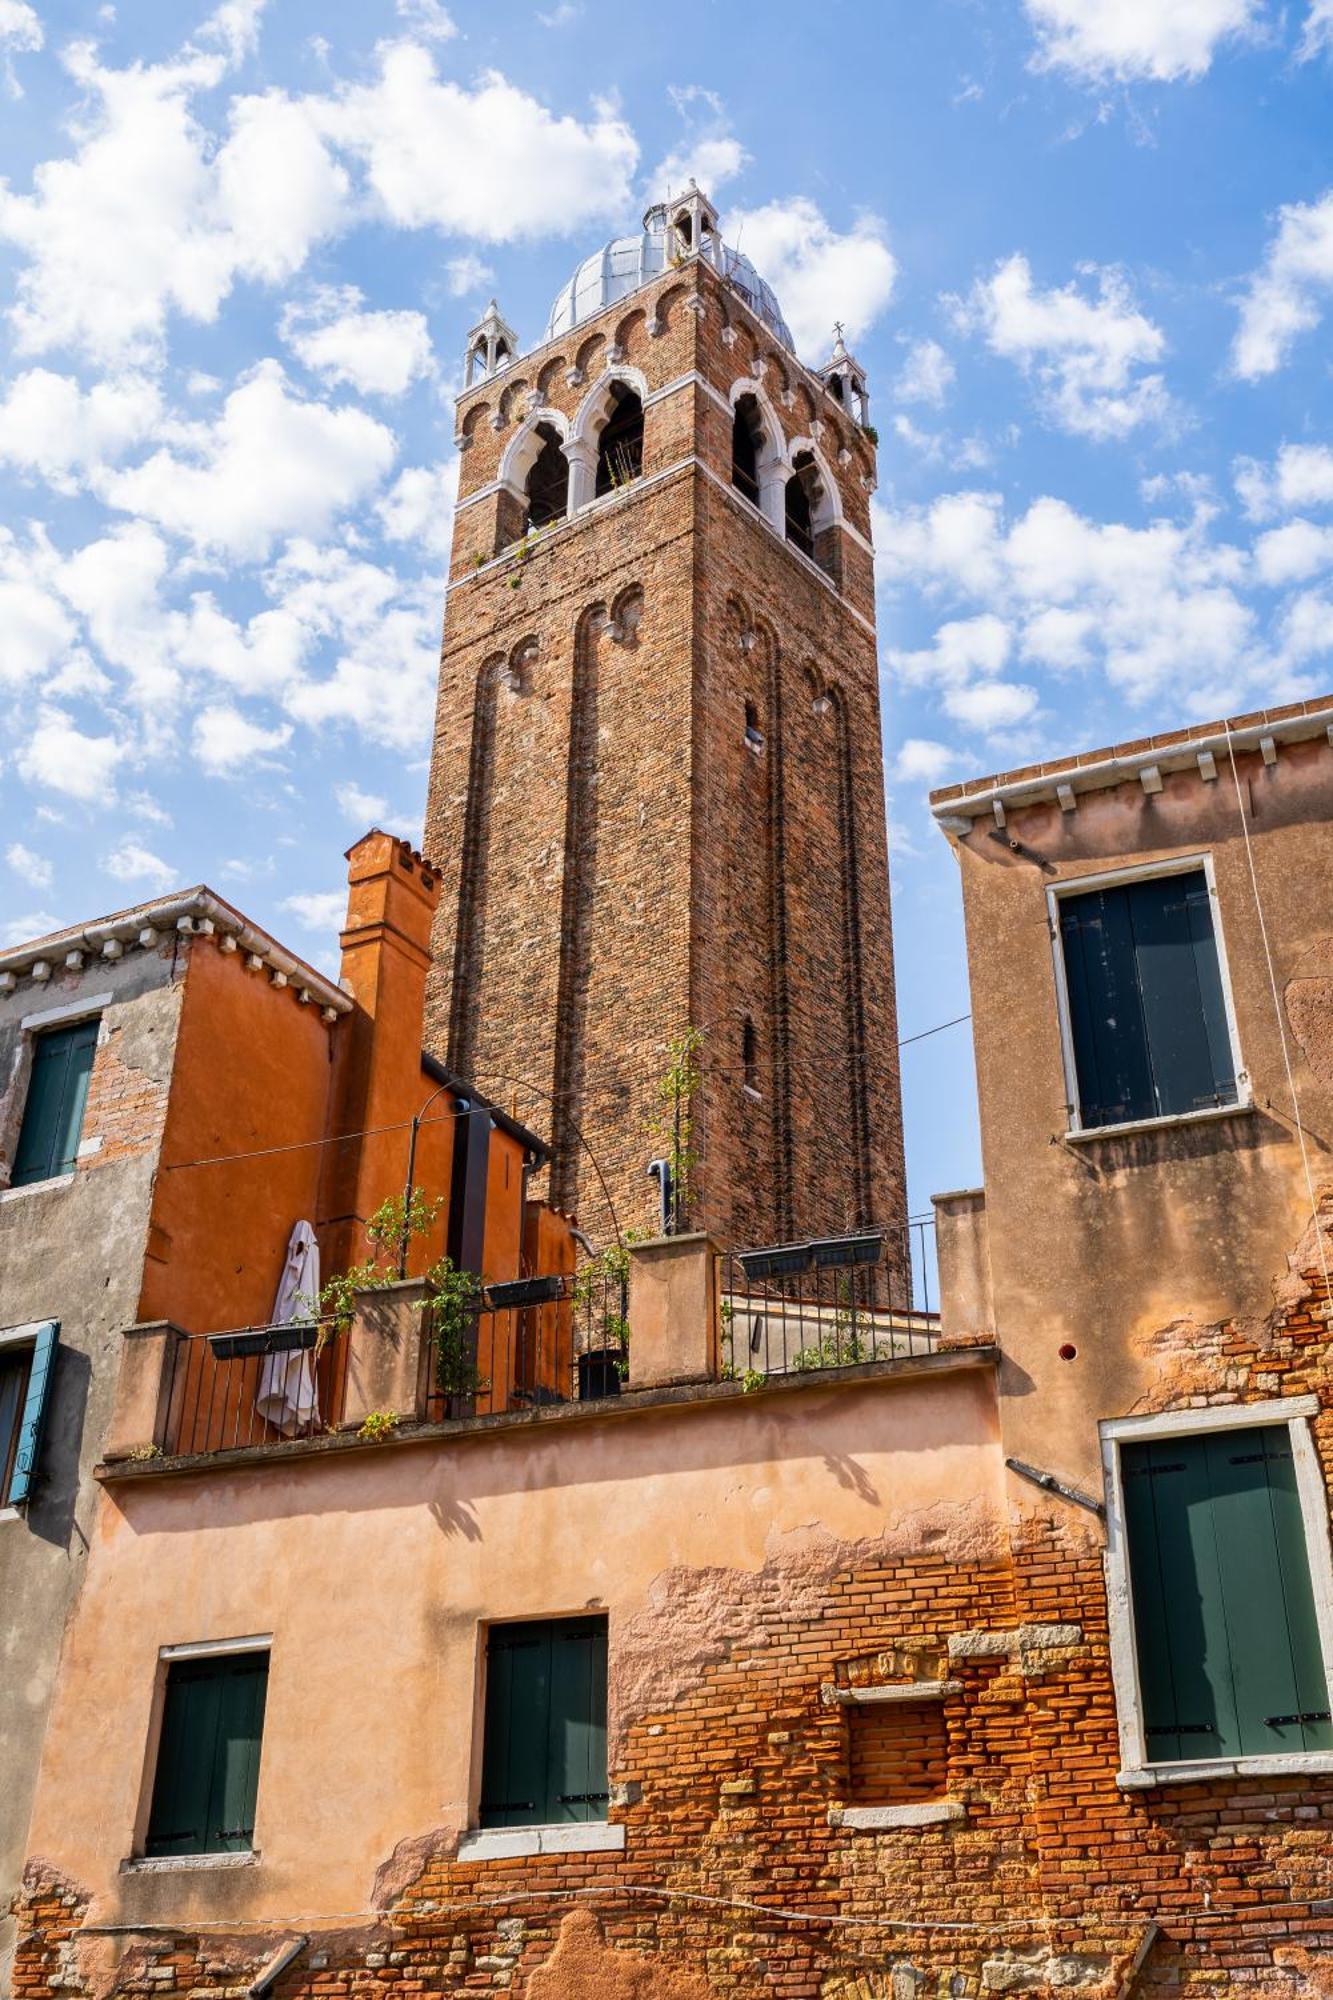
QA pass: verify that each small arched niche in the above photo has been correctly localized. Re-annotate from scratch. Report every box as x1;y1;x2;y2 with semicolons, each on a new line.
594;384;644;496
742;1017;760;1096
525;423;569;530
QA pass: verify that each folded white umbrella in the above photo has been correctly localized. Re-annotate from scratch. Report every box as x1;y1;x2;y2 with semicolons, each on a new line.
255;1220;321;1437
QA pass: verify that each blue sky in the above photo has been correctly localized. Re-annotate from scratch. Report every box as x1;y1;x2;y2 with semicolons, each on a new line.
1;0;1331;1266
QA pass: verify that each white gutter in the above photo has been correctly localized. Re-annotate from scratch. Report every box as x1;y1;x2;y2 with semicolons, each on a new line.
931;705;1333;831
0;887;353;1018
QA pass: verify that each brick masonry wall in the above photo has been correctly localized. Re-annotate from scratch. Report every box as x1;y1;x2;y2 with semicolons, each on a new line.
848;1700;950;1806
422;255;906;1269
16;1225;1333;1998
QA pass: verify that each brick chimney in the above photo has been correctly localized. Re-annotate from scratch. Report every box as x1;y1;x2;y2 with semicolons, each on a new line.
321;832;443;1271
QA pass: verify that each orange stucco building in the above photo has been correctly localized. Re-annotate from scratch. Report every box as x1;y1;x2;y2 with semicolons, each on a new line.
0;829;567;1981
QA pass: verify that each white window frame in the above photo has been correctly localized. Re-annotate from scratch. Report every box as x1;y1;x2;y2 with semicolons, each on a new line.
1046;853;1250;1141
127;1634;275;1868
1101;1397;1333;1788
2;996;110;1198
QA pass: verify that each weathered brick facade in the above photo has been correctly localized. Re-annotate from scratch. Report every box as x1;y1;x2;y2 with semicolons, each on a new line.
423;248;906;1267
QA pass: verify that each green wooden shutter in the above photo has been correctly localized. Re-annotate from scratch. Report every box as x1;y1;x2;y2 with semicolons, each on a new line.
480;1618;608;1828
5;1320;59;1508
13;1019;98;1187
1128;873;1236;1118
146;1653;269;1856
1060;888;1155;1126
1122;1425;1332;1763
547;1618;608;1823
481;1624;550;1828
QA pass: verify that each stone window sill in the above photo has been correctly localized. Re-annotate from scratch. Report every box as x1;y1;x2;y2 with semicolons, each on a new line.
1;1173;75;1203
1118;1751;1333;1790
822;1679;960;1707
1063;1098;1253;1145
457;1822;624;1863
120;1850;259;1874
828;1801;964;1830
0;1505;20;1525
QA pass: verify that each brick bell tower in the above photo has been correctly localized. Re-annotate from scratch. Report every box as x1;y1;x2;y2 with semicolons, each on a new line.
424;187;908;1284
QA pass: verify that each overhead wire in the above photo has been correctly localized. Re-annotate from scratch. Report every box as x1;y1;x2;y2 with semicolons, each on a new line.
1223;723;1333;1304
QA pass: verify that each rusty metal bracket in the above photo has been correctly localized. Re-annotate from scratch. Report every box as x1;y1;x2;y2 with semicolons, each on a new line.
1005;1455;1105;1517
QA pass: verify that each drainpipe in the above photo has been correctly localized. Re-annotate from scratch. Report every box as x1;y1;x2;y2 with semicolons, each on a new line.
247;1935;309;1998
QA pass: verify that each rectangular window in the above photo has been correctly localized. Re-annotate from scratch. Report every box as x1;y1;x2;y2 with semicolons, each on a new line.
480;1616;608;1829
1056;867;1238;1130
0;1346;32;1502
1121;1423;1332;1764
145;1651;270;1857
13;1017;99;1187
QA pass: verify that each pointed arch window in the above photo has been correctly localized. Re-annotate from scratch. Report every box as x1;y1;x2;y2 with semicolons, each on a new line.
732;395;763;507
525;423;569;529
594;385;644;496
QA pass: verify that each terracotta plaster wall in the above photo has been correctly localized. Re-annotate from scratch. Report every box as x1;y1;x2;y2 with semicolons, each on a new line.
139;938;337;1335
948;734;1333;1482
23;1367;1002;1935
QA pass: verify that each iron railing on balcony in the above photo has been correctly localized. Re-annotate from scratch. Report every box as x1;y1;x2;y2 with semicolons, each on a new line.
160;1319;349;1457
718;1233;938;1382
422;1269;630;1422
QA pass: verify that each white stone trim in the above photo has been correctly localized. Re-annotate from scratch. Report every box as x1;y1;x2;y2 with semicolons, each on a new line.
1101;1398;1333;1786
160;1633;274;1661
120;1850;260;1874
0;1505;20;1525
1061;1101;1256;1146
828;1801;964;1830
822;1680;960;1706
1046;852;1248;1140
0;1319;50;1349
456;1821;624;1862
20;991;113;1032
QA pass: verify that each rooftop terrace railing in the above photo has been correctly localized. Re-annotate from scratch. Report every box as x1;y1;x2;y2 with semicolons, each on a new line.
718;1234;939;1381
107;1235;945;1471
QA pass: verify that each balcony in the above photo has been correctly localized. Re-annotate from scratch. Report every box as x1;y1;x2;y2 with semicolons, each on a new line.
100;1236;942;1474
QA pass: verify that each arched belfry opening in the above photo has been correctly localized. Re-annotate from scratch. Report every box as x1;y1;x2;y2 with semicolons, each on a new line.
525;424;569;529
784;456;818;560
732;395;763;506
595;384;644;496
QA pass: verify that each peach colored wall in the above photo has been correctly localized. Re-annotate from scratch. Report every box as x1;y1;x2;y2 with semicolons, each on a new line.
138;940;335;1335
946;733;1333;1485
29;1365;1001;1932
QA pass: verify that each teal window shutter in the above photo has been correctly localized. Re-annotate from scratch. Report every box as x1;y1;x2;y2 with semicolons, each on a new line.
1123;1425;1332;1762
5;1320;59;1508
1060;871;1238;1129
146;1652;269;1856
480;1617;608;1828
13;1019;98;1187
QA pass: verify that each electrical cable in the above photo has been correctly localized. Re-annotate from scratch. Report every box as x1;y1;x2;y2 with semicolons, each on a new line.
1223;724;1333;1304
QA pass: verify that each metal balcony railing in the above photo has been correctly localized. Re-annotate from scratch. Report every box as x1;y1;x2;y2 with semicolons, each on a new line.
718;1233;939;1382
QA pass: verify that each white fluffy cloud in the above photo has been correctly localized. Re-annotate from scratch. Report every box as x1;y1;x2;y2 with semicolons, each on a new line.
6;841;53;890
320;47;637;241
1024;0;1260;83
1299;0;1333;57
1232;191;1333;379
0;368;161;492
724;197;897;359
282;888;347;932
376;458;458;556
0;40;346;365
18;708;126;801
1253;520;1333;585
650;87;747;199
0;1;42;51
192;703;292;775
954;254;1168;440
103;839;176;890
893;739;961;787
1235;442;1333;519
877;487;1271;715
0;527;77;687
895;340;956;408
281;287;434;398
101;361;396;559
335;780;389;824
394;0;456;38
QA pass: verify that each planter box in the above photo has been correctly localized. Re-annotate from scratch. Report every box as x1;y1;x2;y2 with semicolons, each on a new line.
208;1324;320;1362
738;1243;813;1281
810;1233;883;1269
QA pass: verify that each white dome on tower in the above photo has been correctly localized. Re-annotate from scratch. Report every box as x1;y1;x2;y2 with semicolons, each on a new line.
544;196;795;353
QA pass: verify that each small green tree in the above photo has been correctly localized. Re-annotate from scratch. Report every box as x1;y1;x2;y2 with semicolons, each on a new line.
649;1026;703;1230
